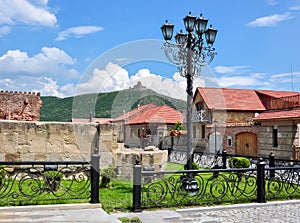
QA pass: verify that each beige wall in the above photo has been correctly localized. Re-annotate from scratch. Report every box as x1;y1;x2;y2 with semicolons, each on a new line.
0;120;168;177
0;120;117;169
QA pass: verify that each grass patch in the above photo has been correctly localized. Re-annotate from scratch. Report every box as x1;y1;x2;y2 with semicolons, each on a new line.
99;179;132;213
166;162;184;171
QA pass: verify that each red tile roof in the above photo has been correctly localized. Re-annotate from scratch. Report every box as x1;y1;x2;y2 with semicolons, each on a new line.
112;104;156;122
254;109;300;121
127;105;183;125
255;90;299;98
196;87;266;111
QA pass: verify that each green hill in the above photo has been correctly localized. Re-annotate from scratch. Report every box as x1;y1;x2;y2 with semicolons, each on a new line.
40;88;186;122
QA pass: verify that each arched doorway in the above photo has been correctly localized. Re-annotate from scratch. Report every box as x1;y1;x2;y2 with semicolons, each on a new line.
236;132;258;156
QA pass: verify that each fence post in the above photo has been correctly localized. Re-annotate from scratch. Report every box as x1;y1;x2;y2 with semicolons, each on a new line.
222;150;227;169
269;152;275;178
90;124;100;204
256;158;266;203
133;160;142;212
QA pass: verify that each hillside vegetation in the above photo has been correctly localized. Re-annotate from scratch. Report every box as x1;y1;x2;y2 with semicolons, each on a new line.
40;88;186;122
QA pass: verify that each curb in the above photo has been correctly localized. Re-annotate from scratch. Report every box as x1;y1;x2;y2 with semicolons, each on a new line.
176;199;300;213
0;203;102;212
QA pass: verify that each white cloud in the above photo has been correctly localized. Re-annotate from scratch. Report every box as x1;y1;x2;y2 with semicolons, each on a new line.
289;5;300;11
266;0;279;6
0;76;64;97
129;69;188;100
0;0;57;27
34;77;64;98
55;26;103;41
0;25;10;37
0;47;77;78
75;62;195;100
270;72;300;83
76;62;129;94
33;0;48;6
217;75;263;87
214;65;250;74
0;47;81;97
247;12;294;27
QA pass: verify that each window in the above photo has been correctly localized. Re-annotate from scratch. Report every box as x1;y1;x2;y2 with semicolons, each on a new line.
201;125;206;139
196;102;204;111
227;136;232;147
273;128;278;147
130;129;133;138
193;126;196;138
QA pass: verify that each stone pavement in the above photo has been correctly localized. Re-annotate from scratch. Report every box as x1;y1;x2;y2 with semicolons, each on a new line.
0;204;119;223
1;200;300;223
110;200;300;223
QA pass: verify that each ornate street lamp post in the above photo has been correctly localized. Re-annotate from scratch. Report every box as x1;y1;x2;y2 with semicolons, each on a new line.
214;119;218;154
161;12;217;170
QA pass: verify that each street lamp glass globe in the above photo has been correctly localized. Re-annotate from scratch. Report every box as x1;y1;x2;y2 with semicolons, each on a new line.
183;12;196;32
195;14;208;35
161;20;174;41
195;15;208;36
175;30;187;44
205;25;218;45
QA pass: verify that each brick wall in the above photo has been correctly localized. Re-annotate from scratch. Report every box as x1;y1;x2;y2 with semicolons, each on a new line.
0;91;42;121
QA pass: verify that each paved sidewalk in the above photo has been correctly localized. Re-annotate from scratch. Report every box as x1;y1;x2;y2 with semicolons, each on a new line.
110;200;300;223
0;204;120;223
1;200;300;223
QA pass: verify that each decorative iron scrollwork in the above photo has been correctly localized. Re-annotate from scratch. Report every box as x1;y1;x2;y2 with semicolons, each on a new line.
0;164;90;205
142;170;257;208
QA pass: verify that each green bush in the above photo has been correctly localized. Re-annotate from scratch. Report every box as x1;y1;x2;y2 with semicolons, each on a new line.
118;217;142;223
100;167;117;188
184;162;200;170
228;157;250;168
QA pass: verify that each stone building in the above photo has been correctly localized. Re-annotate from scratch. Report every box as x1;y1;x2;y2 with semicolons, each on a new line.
0;91;42;121
253;92;300;159
112;104;184;148
192;87;300;159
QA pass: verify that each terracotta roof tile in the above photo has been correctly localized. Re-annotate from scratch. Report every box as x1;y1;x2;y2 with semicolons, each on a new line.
255;90;299;98
196;87;266;111
127;105;183;125
253;109;300;121
113;104;156;122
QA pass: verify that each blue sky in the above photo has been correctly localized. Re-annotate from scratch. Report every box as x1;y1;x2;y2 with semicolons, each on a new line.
0;0;300;100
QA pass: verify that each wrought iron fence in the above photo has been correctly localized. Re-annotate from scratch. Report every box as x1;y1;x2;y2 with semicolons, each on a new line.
266;166;300;200
0;161;94;205
132;161;300;212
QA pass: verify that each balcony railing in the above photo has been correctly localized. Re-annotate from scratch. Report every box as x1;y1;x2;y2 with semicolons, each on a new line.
193;110;211;123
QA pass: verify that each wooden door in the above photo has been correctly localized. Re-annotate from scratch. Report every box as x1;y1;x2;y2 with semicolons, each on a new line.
236;132;258;156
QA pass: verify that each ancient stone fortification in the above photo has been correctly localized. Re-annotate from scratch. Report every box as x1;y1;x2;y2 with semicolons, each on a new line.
0;91;42;121
0;120;167;178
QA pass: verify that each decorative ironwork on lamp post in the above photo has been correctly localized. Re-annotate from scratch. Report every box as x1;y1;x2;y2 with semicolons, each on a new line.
161;12;217;170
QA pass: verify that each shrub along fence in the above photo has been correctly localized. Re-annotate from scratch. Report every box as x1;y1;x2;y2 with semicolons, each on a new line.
133;159;300;212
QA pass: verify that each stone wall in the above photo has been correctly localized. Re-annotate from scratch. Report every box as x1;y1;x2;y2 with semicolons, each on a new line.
0;120;167;178
0;91;42;121
258;125;298;159
0;121;116;167
113;145;168;179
